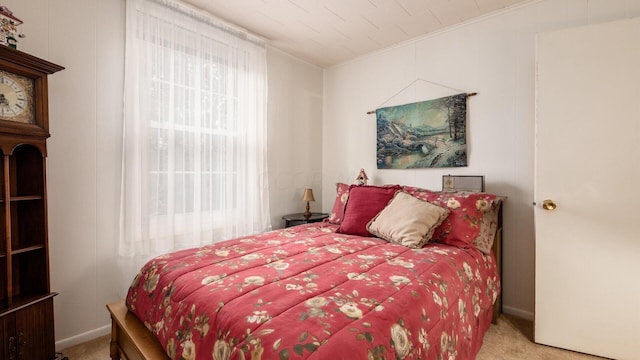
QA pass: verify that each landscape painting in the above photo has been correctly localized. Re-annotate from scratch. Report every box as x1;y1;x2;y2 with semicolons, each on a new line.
376;93;468;169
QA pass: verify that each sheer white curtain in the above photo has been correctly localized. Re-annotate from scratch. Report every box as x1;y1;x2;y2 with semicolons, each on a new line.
119;0;271;293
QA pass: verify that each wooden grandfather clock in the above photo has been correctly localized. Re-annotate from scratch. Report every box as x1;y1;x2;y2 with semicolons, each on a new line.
0;46;64;359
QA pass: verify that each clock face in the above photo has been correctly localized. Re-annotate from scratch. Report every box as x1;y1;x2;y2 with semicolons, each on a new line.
0;69;35;124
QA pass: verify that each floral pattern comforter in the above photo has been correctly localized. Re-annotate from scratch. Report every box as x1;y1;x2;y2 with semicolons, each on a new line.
126;222;500;360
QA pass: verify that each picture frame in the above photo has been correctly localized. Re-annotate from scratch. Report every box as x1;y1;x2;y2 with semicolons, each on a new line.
442;175;484;192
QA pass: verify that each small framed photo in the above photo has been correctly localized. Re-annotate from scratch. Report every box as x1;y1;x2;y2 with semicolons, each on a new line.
442;175;484;192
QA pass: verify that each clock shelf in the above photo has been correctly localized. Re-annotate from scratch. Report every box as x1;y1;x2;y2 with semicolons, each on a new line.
0;292;56;313
10;144;45;195
10;244;45;255
0;46;62;359
9;248;48;296
7;195;43;201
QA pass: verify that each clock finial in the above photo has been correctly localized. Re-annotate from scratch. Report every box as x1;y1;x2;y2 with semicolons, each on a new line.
0;6;24;49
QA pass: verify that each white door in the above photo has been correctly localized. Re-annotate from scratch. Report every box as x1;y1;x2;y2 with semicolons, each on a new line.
535;18;640;359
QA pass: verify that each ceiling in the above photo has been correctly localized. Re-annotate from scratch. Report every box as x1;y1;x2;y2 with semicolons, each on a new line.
182;0;531;68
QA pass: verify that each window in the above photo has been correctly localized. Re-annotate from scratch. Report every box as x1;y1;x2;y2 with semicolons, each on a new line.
147;43;238;218
120;0;271;280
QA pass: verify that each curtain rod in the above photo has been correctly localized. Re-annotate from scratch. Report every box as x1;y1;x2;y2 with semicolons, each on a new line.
366;92;477;115
146;0;266;47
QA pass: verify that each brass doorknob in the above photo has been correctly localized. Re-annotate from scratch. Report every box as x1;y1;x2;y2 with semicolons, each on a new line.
542;199;557;210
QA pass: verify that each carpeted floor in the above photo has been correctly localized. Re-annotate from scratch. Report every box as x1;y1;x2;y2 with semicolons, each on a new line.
476;315;605;360
60;314;606;359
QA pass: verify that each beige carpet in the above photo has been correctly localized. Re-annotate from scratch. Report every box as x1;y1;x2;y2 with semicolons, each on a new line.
476;315;605;360
60;315;606;359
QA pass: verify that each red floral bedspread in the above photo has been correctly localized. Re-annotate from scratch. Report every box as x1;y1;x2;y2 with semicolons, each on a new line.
126;222;500;360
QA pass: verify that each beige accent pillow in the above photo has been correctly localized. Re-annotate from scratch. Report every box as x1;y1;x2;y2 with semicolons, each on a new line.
367;191;449;248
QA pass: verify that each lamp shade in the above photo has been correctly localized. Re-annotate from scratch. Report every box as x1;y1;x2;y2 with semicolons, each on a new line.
302;188;315;202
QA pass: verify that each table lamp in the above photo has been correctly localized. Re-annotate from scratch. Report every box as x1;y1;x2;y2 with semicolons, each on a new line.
302;188;315;218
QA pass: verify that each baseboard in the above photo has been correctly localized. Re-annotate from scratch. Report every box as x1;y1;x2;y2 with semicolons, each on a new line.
55;323;111;352
503;305;534;321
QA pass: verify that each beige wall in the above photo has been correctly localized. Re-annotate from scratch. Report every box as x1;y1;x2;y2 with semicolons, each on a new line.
267;48;324;229
322;0;640;320
10;0;126;350
7;0;322;350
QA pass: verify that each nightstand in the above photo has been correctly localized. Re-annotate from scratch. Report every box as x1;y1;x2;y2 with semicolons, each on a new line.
282;213;329;228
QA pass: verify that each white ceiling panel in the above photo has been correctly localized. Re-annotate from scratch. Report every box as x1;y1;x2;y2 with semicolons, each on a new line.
361;1;414;28
427;0;483;25
396;11;443;38
332;14;380;35
369;23;412;47
477;0;529;12
182;0;533;67
395;0;431;15
322;0;376;21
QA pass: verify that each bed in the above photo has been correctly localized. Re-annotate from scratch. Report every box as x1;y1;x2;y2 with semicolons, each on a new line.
107;185;503;360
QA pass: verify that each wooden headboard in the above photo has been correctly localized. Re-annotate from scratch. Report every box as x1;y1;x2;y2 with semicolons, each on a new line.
491;199;504;324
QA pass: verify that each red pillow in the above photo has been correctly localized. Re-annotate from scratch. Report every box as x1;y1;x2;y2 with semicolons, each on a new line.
337;185;401;236
326;183;350;225
404;186;497;247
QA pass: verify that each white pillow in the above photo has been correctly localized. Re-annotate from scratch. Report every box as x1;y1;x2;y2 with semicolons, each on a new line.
367;191;449;248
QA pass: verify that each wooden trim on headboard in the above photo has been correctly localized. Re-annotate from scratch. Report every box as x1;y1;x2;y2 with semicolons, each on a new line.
491;200;504;324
